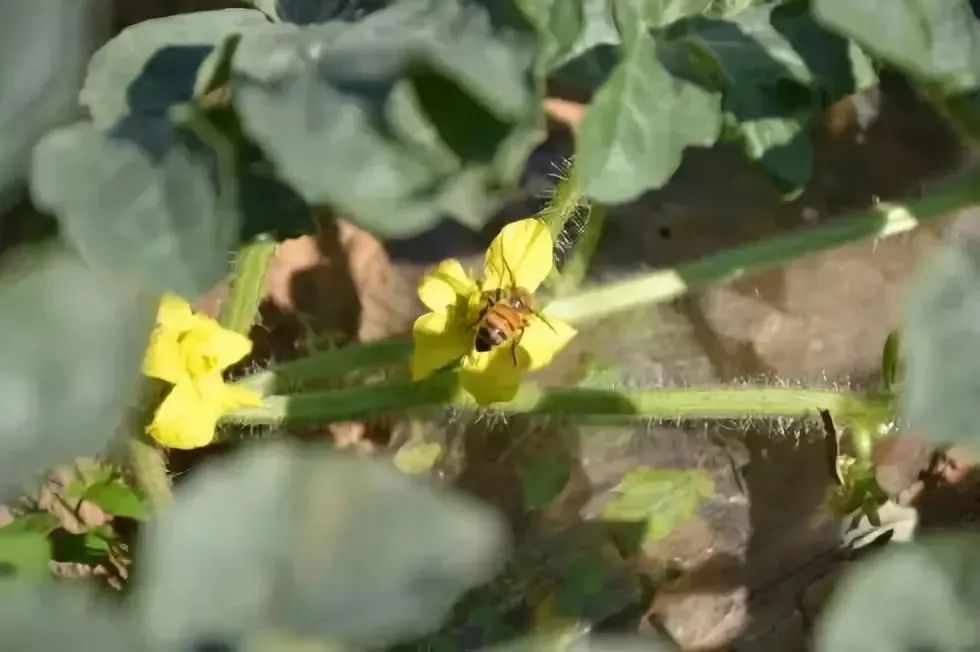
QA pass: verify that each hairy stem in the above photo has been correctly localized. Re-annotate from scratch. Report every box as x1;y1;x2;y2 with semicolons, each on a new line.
224;373;888;428
220;239;276;335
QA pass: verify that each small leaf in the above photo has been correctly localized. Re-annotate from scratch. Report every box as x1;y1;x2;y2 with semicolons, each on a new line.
601;467;714;543
815;534;980;651
80;9;271;128
0;247;152;495
0;528;50;581
901;241;980;449
82;481;150;522
31;118;235;298
393;440;444;475
136;441;506;649
577;30;722;203
520;455;571;511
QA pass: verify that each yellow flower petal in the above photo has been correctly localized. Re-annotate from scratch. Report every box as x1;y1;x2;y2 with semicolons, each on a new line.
418;259;478;313
460;347;523;404
483;218;554;293
142;327;188;384
189;318;254;372
146;379;223;449
155;294;197;331
411;311;473;380
518;313;577;371
146;374;260;450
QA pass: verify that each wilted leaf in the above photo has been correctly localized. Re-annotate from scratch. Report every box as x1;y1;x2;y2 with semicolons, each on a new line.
31;118;235;298
137;441;506;649
80;9;270;128
520;455;571;511
812;0;980;92
0;528;50;581
902;241;980;450
0;586;143;650
0;247;152;495
601;467;715;543
577;27;721;203
663;1;876;192
230;0;543;237
81;481;149;522
814;534;980;651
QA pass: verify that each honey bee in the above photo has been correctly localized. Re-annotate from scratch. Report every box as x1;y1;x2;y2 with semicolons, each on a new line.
474;286;535;364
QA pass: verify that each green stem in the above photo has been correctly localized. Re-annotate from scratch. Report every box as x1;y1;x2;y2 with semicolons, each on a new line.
538;162;584;239
128;433;172;511
224;374;888;428
234;338;412;394
546;187;979;323
554;203;606;295
220;239;277;335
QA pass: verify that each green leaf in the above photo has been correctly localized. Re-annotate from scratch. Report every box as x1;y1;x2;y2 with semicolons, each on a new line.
520;455;571;511
137;441;506;649
0;247;152;495
814;534;980;651
663;1;876;192
0;514;57;537
881;330;902;392
577;29;722;203
49;527;114;566
812;0;980;92
230;0;543;237
516;0;620;74
0;529;50;581
80;9;271;128
901;241;980;450
82;481;150;522
0;586;144;650
30;118;236;298
601;467;714;543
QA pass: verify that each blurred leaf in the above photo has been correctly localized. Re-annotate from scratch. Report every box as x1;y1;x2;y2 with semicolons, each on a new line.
812;0;980;93
0;514;58;536
393;439;444;475
81;9;270;128
515;0;620;74
230;0;543;237
247;0;389;23
663;1;876;193
901;241;980;449
49;527;114;566
601;467;714;543
814;534;980;651
137;441;506;648
577;25;721;203
520;455;571;511
0;586;143;650
82;480;150;522
31;118;235;298
0;247;152;495
0;528;50;581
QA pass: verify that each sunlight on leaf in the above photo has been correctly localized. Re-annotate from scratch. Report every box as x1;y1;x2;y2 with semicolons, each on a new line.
601;467;715;544
137;441;506;649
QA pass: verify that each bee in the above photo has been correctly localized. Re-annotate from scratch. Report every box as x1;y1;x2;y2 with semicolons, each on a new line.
474;286;535;364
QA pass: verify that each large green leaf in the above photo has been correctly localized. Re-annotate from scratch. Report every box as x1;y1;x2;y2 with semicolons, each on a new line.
812;0;980;92
230;0;543;237
577;26;722;204
0;587;142;650
664;1;876;192
137;441;506;649
80;9;270;128
0;247;152;495
601;467;715;544
901;240;980;450
81;480;150;522
814;534;980;651
0;528;50;581
30;118;235;298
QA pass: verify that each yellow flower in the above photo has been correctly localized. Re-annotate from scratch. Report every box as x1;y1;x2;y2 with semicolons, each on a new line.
142;294;261;449
411;218;577;404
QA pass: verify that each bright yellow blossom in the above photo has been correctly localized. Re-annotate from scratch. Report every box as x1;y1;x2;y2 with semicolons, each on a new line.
142;294;261;449
411;218;576;404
